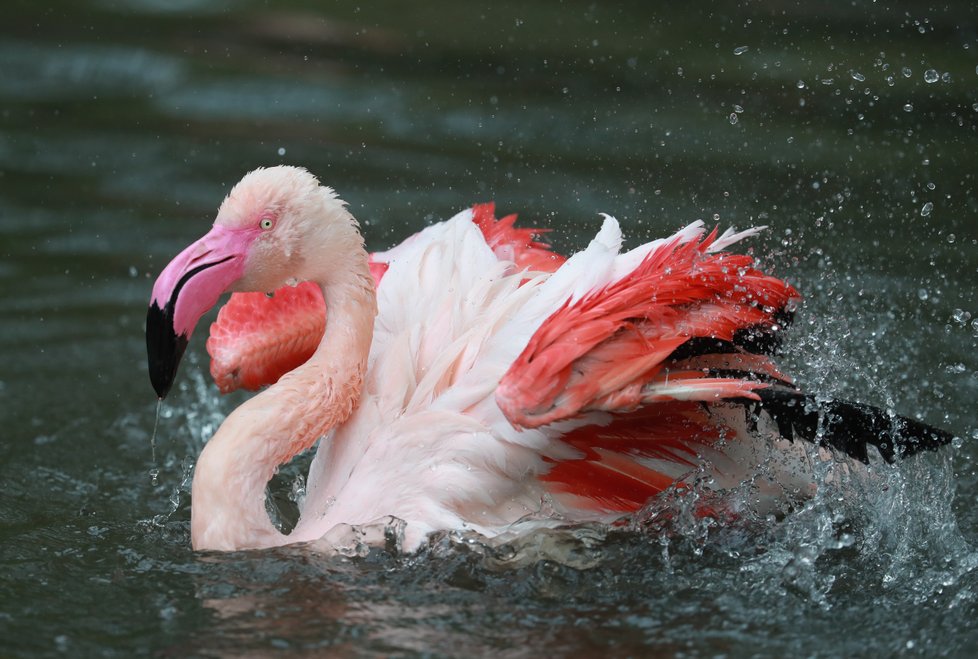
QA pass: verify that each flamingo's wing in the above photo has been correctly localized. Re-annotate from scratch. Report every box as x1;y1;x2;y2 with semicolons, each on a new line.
539;401;725;513
495;223;799;429
205;267;383;394
206;205;565;393
206;282;326;394
490;220;954;517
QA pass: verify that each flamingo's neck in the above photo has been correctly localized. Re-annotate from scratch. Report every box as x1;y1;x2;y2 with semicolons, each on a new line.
191;219;376;551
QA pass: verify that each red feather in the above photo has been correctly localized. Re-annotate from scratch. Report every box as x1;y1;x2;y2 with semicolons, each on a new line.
497;227;799;428
471;202;567;274
543;403;725;512
207;282;326;394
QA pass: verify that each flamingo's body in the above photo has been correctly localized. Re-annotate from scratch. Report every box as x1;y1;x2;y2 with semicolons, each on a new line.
146;166;952;552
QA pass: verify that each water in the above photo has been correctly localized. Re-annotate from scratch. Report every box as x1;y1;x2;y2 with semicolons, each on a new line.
2;1;978;656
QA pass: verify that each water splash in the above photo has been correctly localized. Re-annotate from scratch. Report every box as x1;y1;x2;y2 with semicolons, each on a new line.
306;516;408;557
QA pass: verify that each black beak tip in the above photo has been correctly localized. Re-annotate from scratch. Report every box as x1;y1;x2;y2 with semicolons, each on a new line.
146;301;188;400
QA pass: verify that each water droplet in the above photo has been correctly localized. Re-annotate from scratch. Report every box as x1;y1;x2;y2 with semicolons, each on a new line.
903;103;914;112
733;104;744;113
924;69;939;83
947;233;956;244
796;80;806;89
921;201;934;216
850;70;866;82
733;46;749;55
902;66;913;78
951;308;970;324
941;72;952;83
729;113;739;124
926;182;936;190
277;147;286;156
885;75;895;87
918;288;929;301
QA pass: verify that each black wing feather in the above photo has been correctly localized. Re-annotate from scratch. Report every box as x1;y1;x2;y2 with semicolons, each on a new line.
745;387;954;463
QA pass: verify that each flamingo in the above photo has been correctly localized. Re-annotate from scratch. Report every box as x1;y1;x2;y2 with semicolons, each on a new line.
146;166;953;552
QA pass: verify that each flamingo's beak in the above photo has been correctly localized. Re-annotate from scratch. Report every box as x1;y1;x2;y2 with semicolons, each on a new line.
146;224;257;398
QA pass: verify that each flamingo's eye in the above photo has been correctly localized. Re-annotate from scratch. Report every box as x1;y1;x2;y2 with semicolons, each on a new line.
259;217;274;230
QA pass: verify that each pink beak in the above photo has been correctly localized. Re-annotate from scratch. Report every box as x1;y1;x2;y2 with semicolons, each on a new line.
146;224;258;398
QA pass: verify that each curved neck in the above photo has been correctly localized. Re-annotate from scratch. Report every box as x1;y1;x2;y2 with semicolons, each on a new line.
191;240;376;551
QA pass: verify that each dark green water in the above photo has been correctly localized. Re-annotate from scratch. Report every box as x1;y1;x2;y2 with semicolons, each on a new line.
2;1;978;656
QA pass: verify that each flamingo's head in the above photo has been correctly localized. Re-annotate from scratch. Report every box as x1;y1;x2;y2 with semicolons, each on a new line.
146;166;353;399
